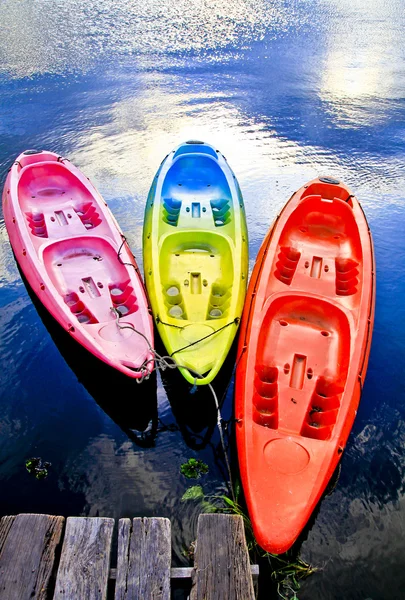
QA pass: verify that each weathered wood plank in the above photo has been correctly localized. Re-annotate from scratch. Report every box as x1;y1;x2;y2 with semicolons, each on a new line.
53;517;114;600
190;514;256;600
115;517;171;600
0;516;16;554
0;513;64;600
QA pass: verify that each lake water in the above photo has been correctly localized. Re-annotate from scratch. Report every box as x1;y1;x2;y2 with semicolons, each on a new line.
1;1;405;598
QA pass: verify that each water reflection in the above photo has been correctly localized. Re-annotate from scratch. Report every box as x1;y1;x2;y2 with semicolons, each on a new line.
0;0;310;78
318;0;404;127
160;340;235;451
20;268;159;448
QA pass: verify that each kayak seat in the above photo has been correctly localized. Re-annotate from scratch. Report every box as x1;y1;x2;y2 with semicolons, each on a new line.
301;376;343;440
274;246;301;285
256;295;351;434
159;230;234;323
252;365;279;429
162;198;182;226
18;161;99;218
42;236;140;322
279;194;362;252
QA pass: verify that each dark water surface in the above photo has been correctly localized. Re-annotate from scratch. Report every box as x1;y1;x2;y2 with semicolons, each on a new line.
1;1;405;598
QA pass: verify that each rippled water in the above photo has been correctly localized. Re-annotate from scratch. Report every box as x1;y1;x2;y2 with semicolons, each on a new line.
1;1;405;598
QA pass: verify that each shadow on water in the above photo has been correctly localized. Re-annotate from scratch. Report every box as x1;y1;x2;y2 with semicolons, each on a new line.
158;333;237;450
19;265;159;448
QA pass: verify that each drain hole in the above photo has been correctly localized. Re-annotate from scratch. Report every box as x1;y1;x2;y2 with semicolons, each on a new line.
279;320;288;326
321;330;330;337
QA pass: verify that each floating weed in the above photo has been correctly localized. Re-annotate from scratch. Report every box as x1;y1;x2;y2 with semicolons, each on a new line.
200;500;217;513
25;457;51;480
180;458;209;479
265;551;317;600
34;468;48;480
181;485;205;501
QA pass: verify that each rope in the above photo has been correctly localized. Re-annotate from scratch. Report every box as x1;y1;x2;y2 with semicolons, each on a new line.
217;342;247;409
170;318;240;357
117;235;143;279
110;307;235;502
156;316;184;330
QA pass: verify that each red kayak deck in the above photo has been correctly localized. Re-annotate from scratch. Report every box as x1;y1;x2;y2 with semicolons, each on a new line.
2;150;154;378
235;177;375;554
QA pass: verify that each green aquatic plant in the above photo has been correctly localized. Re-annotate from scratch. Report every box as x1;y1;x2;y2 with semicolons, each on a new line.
180;458;209;479
181;485;205;501
25;457;51;480
266;551;317;600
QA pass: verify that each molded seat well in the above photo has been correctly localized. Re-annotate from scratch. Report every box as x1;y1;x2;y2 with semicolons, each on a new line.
158;231;234;323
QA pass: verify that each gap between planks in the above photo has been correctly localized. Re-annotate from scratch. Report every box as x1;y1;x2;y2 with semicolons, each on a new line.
109;566;259;580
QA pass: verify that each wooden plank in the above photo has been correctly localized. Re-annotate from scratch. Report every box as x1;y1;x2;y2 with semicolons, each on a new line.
0;513;64;600
0;516;16;554
53;517;114;600
190;514;255;600
115;517;171;600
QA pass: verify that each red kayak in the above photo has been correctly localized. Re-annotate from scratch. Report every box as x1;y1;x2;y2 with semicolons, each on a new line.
2;150;154;378
235;177;375;554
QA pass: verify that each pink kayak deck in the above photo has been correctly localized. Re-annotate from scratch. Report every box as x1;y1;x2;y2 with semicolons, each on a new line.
2;150;154;378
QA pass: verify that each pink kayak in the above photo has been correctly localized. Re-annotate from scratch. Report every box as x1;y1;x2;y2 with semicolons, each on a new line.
2;150;154;378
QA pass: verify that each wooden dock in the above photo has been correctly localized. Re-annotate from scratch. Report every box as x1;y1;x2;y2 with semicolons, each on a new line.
0;513;258;599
